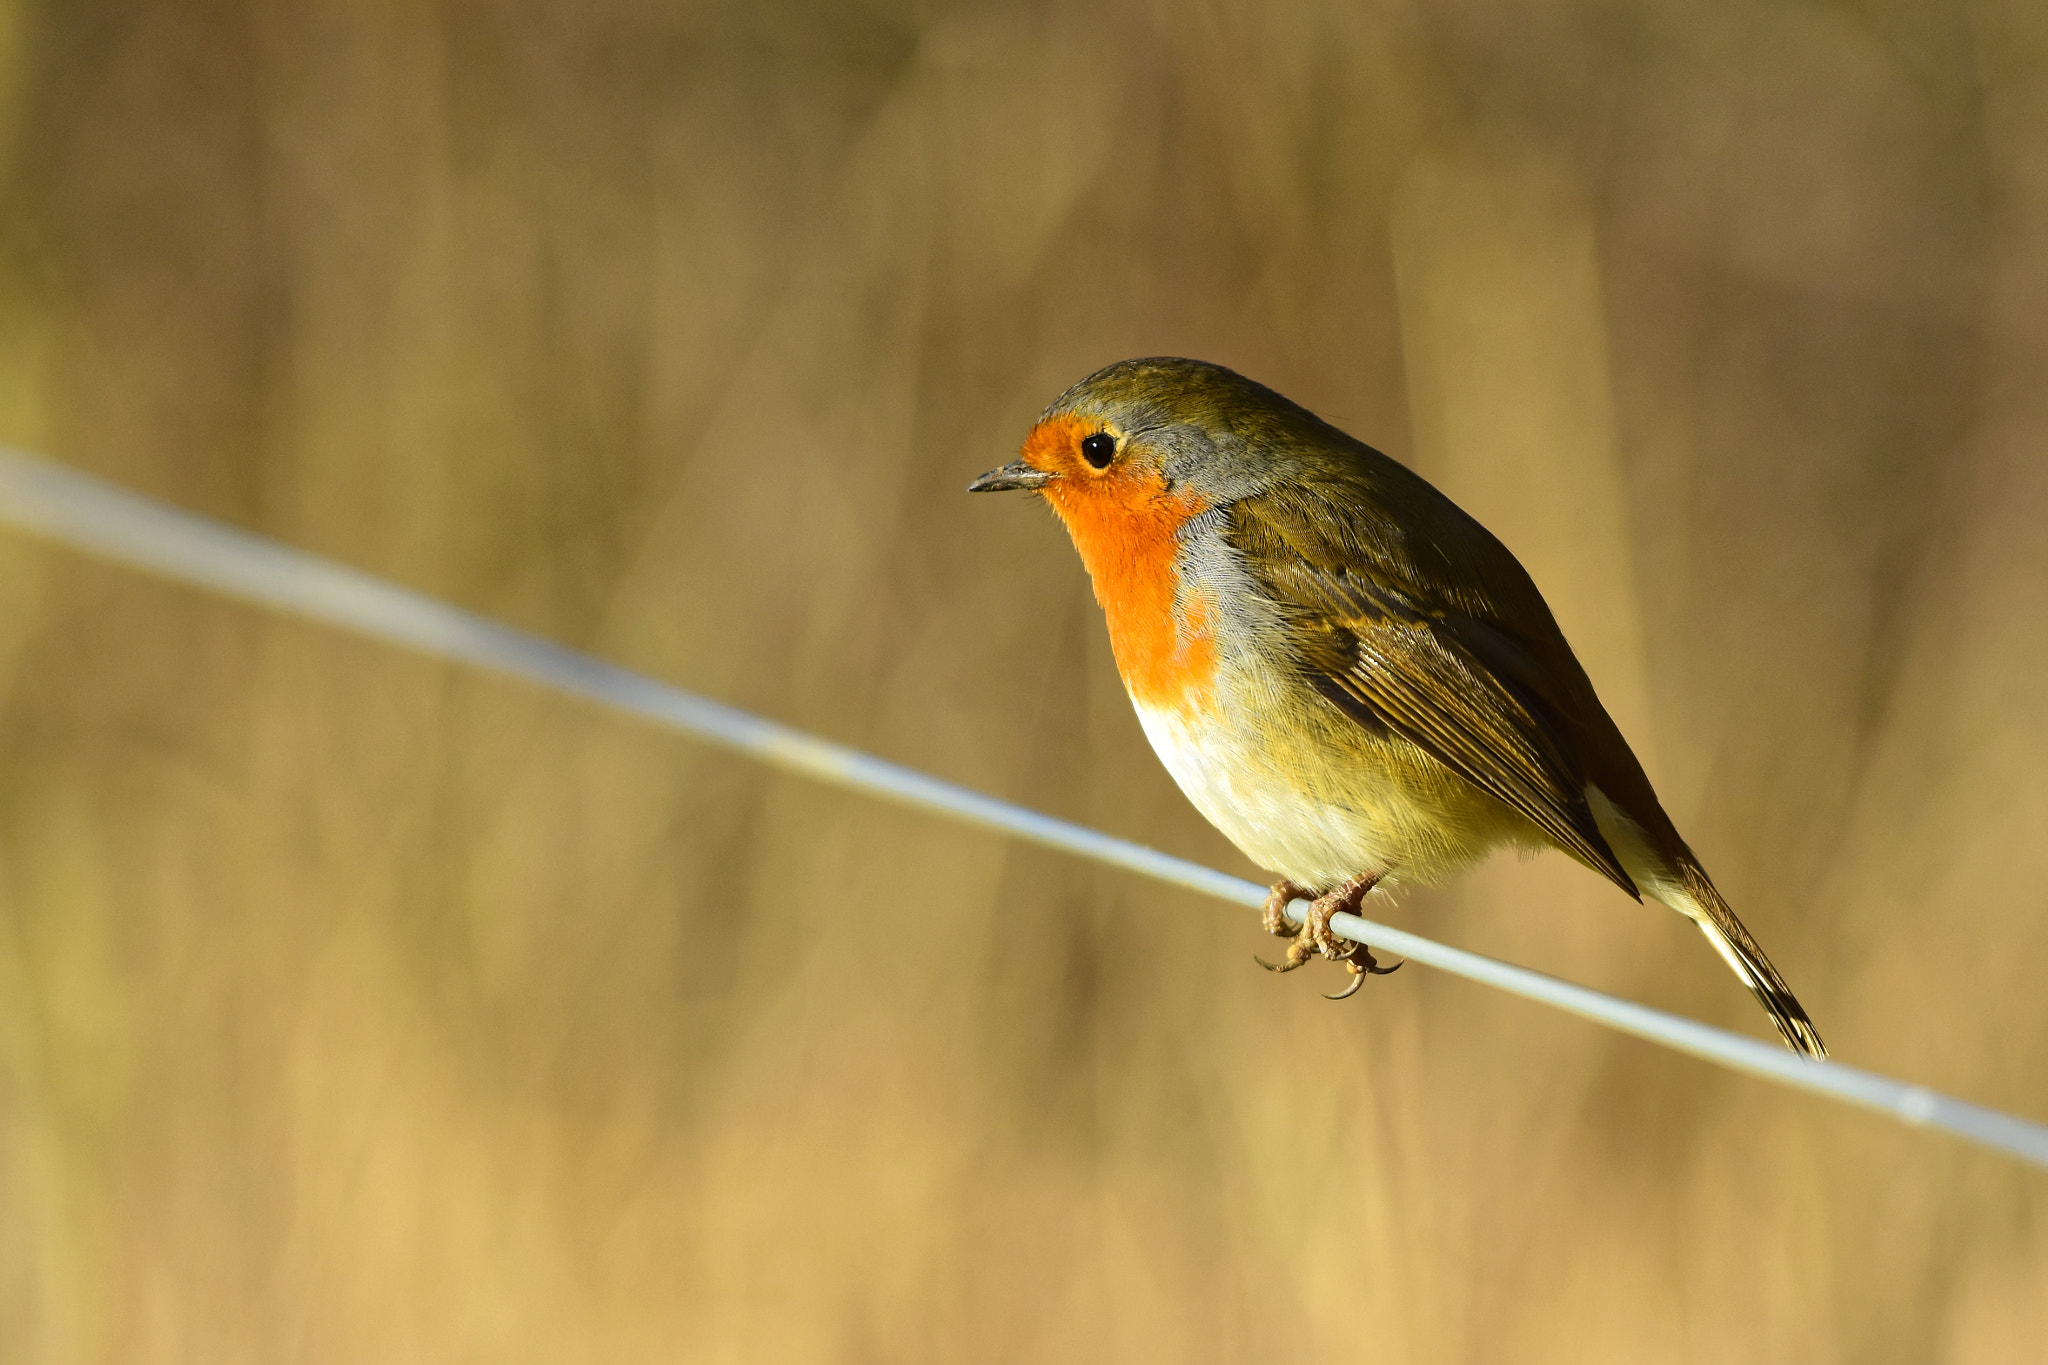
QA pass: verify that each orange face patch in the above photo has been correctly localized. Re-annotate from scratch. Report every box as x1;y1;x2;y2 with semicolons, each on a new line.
1022;415;1217;710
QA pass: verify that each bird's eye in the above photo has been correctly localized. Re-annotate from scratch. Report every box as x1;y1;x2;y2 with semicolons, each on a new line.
1080;432;1116;469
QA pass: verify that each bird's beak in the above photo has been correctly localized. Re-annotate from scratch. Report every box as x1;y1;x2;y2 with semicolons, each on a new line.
966;460;1053;493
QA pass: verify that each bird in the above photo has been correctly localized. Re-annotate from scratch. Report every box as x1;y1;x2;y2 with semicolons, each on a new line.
968;357;1825;1057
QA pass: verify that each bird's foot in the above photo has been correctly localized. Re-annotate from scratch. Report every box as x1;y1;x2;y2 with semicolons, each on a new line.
1254;872;1400;996
1255;880;1317;972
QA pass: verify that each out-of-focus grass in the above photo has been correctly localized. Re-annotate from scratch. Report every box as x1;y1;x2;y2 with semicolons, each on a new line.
0;1;2044;1360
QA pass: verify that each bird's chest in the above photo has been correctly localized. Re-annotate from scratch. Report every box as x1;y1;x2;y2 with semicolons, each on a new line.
1112;528;1465;888
1105;533;1355;876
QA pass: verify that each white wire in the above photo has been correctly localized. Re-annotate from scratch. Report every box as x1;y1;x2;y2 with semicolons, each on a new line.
0;444;2043;1171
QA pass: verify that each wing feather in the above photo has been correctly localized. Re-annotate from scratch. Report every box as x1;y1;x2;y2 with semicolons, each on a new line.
1234;485;1637;896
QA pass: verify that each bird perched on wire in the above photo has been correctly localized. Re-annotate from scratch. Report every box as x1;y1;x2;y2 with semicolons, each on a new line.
969;357;1825;1057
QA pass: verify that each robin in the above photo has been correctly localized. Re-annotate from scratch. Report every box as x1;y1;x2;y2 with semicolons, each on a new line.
969;357;1825;1057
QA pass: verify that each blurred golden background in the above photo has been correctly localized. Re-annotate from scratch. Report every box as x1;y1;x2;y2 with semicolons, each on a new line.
1;0;2045;1359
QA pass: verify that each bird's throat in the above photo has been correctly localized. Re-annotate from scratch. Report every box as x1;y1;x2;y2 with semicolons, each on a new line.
1044;476;1217;711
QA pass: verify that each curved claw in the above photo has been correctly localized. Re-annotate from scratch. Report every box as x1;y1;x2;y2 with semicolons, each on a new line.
1321;947;1404;999
1322;971;1367;1001
1254;953;1303;974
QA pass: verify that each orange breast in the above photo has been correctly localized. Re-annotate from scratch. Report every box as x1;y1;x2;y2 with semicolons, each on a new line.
1028;419;1217;711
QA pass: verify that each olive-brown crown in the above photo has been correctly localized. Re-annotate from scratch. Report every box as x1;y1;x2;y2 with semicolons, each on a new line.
1022;357;1380;506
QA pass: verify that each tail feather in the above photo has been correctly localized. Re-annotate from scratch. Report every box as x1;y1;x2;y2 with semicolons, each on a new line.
1672;864;1827;1059
1585;787;1826;1058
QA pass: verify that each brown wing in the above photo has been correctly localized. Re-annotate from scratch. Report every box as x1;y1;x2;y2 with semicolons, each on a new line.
1231;481;1638;897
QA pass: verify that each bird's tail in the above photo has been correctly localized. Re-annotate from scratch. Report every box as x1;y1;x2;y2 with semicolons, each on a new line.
1587;786;1826;1058
1664;863;1827;1059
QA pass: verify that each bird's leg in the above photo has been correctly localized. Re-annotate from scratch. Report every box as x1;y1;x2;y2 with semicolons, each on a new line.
1311;872;1402;999
1304;871;1381;960
1254;880;1319;973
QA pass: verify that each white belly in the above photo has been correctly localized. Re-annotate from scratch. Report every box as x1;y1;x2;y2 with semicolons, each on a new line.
1133;700;1434;890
